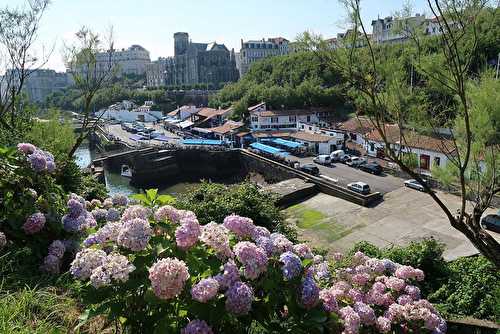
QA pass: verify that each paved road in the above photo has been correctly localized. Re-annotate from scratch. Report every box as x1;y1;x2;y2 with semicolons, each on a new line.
104;123;181;147
293;156;403;194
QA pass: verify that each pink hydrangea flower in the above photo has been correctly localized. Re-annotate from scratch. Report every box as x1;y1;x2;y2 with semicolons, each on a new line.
233;241;268;280
386;277;406;292
175;218;201;250
319;288;339;313
149;258;190;300
121;205;151;222
340;306;361;334
223;214;255;239
17;143;36;154
292;243;313;259
23;212;46;234
70;248;107;280
376;316;391;333
200;222;233;259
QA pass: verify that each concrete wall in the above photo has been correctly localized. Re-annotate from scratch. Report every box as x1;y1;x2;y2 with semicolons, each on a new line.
101;109;163;123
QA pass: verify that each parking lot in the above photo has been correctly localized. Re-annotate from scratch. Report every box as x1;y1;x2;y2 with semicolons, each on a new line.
292;155;404;194
103;123;181;147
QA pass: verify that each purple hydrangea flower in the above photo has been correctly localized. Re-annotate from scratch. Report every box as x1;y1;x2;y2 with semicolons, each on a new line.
214;260;240;290
67;198;85;218
255;236;274;256
106;208;121;222
117;218;152;251
292;243;313;259
91;208;108;222
112;194;128;207
299;274;319;309
83;222;122;247
70;248;107;280
23;212;46;234
270;233;293;255
340;306;361;334
279;251;302;280
181;320;213;334
48;240;66;258
121;205;151;222
251;226;271;240
28;151;47;172
353;302;376;325
376;316;391;333
223;214;255;239
191;278;219;303
233;241;268;280
225;282;253;316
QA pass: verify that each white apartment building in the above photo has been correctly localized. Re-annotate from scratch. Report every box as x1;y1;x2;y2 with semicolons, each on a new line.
96;45;151;76
371;14;427;44
238;37;289;77
249;102;329;131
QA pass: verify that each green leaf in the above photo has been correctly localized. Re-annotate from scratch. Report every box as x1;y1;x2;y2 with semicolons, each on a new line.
130;193;148;204
156;194;175;205
146;188;158;202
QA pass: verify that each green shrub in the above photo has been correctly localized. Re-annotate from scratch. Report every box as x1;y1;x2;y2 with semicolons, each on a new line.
428;256;500;321
177;181;296;240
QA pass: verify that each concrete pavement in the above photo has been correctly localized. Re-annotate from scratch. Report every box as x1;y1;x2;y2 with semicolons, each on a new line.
286;187;500;261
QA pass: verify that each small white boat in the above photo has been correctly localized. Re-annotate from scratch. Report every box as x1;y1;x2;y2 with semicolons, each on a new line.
121;164;133;178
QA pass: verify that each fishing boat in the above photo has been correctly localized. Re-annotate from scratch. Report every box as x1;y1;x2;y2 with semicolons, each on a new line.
120;164;133;178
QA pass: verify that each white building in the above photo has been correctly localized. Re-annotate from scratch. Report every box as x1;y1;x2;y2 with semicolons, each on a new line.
239;37;289;77
363;125;453;175
371;14;428;44
96;45;151;76
101;100;163;123
249;102;333;131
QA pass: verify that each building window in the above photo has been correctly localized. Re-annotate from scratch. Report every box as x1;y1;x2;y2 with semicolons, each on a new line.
251;116;258;122
369;143;375;152
271;117;279;123
301;124;305;129
289;116;296;122
434;156;441;167
307;116;311;122
420;154;430;170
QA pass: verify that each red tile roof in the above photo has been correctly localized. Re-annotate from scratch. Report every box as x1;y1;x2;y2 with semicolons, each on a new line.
338;116;375;134
197;108;230;119
365;125;455;153
208;121;243;135
290;131;334;143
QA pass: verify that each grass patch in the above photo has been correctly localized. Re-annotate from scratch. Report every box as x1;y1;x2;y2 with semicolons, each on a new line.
286;204;365;243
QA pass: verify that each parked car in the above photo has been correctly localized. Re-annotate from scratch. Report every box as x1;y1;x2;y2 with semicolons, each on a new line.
339;154;351;163
481;214;500;233
347;182;371;194
359;162;382;175
404;179;427;191
313;155;331;166
299;164;320;176
346;156;366;167
330;149;345;161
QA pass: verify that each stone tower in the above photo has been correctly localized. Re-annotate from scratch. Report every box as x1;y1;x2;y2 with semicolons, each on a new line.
174;32;189;56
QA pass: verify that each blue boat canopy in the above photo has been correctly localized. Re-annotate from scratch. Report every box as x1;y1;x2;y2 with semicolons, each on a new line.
183;139;227;146
250;142;289;156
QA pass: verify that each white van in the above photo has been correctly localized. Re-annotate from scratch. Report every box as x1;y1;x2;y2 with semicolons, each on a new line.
330;150;345;161
313;155;331;165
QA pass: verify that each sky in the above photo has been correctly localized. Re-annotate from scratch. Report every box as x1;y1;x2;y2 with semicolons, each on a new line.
4;0;430;72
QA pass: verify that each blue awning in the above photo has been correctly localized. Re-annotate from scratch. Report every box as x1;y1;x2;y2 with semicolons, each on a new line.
250;142;289;156
272;138;302;149
183;139;226;146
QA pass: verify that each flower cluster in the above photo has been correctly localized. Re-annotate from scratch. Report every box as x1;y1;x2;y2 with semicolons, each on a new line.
279;251;302;280
149;258;190;300
117;218;152;251
175;217;201;250
70;249;134;288
181;320;213;334
22;212;46;235
67;200;445;334
191;278;219;303
223;214;255;239
233;241;268;280
111;194;128;207
62;194;96;232
200;222;233;259
225;281;254;316
17;143;56;173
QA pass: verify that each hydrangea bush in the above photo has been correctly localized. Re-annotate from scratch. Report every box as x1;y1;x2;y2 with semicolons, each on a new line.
71;190;446;334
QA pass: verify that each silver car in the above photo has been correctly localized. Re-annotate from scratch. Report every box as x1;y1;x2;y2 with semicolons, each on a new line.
404;179;426;191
